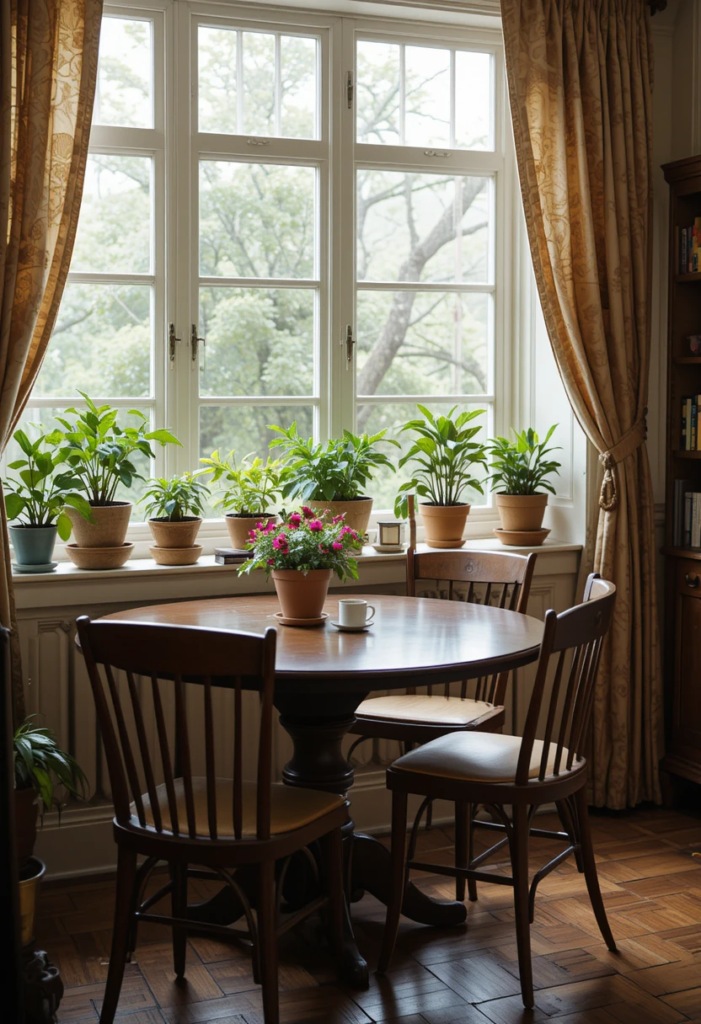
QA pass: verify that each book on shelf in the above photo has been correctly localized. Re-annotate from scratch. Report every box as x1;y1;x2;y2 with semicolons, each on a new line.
680;395;701;450
676;486;701;549
678;216;701;273
214;547;249;565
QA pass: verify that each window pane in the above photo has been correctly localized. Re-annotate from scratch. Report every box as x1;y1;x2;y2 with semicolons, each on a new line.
356;41;400;145
242;32;275;136
200;405;313;463
356;402;490;511
35;284;151;399
95;17;152;128
455;51;492;150
72;156;151;274
405;45;450;148
357;171;490;284
199;162;316;279
357;291;490;398
198;26;238;135
199;288;314;397
280;35;317;139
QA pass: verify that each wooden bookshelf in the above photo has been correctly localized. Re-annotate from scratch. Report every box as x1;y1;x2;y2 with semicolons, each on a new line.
661;154;701;796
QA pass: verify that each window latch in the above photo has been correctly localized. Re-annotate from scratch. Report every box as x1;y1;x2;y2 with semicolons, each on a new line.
168;323;181;366
343;324;355;366
191;324;206;367
346;71;354;109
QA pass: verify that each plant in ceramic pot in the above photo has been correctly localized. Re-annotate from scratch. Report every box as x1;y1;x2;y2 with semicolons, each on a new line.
239;507;362;622
50;393;180;569
269;422;399;538
394;405;487;548
198;450;287;549
3;427;93;572
487;425;561;545
140;473;210;565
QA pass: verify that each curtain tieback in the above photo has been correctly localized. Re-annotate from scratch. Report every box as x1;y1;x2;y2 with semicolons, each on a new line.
598;414;647;512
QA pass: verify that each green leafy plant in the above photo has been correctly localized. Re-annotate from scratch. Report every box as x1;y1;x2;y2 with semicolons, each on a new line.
14;717;88;814
140;473;210;521
3;428;93;540
239;507;362;580
488;426;561;495
48;392;181;504
198;450;287;516
394;405;487;518
269;423;399;502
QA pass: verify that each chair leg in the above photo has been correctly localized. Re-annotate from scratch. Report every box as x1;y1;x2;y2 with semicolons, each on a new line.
170;863;188;980
574;785;617;952
320;828;345;962
377;789;408;974
257;859;280;1024
511;804;534;1009
467;804;478;903
100;847;138;1024
455;802;468;902
557;797;584;872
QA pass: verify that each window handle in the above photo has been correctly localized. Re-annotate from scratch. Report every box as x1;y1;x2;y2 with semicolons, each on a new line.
343;324;355;366
168;323;181;366
191;324;206;367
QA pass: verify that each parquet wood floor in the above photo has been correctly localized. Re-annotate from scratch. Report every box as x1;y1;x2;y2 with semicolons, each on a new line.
36;807;701;1024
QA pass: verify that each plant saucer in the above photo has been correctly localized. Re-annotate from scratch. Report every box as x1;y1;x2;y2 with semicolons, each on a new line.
424;538;467;549
371;543;405;553
12;561;58;574
274;611;330;628
330;620;374;633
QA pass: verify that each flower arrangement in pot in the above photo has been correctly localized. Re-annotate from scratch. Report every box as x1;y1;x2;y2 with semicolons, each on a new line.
3;427;93;573
269;422;399;539
239;507;362;623
50;392;180;569
487;425;561;546
198;450;287;549
394;405;487;548
140;473;211;565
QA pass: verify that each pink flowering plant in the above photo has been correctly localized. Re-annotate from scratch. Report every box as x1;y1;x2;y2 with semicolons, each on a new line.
238;507;362;581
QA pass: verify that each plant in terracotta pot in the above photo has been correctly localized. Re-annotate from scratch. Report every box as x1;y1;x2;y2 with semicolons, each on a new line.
487;425;561;545
394;405;487;548
140;473;210;565
49;393;180;569
198;450;287;549
239;507;362;623
3;428;93;572
269;422;399;538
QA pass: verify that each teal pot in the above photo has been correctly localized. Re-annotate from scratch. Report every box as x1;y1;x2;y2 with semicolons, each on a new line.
9;524;58;566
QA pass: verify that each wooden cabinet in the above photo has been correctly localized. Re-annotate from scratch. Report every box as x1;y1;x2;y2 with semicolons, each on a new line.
661;155;701;790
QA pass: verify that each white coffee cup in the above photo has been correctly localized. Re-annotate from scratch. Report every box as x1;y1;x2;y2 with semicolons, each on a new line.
338;598;375;627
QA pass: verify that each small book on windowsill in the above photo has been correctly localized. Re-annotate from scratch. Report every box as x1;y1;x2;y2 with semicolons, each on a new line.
214;547;250;565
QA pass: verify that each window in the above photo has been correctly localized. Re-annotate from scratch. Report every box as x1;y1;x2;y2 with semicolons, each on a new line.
17;2;509;525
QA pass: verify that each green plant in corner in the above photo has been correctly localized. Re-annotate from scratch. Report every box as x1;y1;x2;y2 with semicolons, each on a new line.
198;450;287;516
394;405;487;518
487;426;561;495
140;473;211;522
14;717;88;815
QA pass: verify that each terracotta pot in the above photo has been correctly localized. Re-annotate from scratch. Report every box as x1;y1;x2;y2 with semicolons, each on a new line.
66;502;132;548
65;542;134;570
494;527;550;547
271;568;333;619
149;517;202;549
419;502;471;548
309;497;373;538
14;787;38;868
149;544;202;566
226;513;277;550
19;856;45;947
495;493;548;532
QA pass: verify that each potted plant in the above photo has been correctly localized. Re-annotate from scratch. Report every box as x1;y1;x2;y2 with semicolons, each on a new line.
50;393;180;569
394;405;487;548
269;423;399;538
140;473;211;565
198;450;287;549
488;426;561;544
239;507;362;622
3;428;93;572
14;717;87;945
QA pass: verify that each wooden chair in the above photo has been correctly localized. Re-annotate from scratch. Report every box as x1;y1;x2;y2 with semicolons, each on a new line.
77;616;349;1024
377;574;617;1009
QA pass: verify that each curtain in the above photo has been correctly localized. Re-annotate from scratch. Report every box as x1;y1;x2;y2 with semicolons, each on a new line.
0;0;102;720
501;0;663;808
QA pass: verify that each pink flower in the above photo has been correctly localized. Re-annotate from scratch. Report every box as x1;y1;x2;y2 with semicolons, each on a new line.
267;558;275;565
288;512;302;528
301;506;314;519
340;525;353;536
318;543;328;553
309;519;323;532
265;521;277;533
332;541;343;551
248;530;257;540
256;522;264;531
273;535;288;551
332;514;344;524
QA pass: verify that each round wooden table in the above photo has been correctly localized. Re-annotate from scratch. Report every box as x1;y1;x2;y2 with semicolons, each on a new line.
100;592;544;985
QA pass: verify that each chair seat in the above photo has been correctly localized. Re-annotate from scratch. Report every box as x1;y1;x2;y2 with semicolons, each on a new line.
392;731;579;784
355;693;497;727
133;778;345;838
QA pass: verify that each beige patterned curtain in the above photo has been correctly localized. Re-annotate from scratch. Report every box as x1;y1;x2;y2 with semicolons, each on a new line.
501;0;663;808
0;0;102;719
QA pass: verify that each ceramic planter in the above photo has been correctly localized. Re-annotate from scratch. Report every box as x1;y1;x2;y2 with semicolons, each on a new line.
149;517;202;549
271;568;333;619
14;787;38;868
309;497;373;538
419;502;471;548
9;524;57;567
149;544;203;566
495;493;548;533
66;501;132;548
226;512;276;550
19;856;45;947
65;542;134;570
